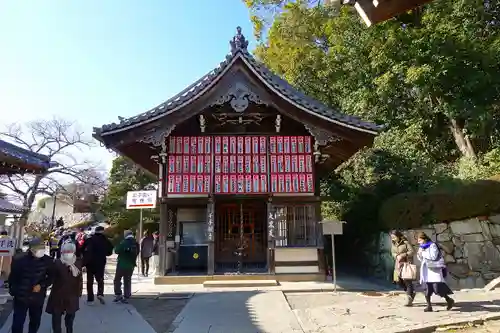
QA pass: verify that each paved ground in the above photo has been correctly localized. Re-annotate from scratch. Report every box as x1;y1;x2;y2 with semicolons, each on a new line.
128;296;189;333
285;290;500;333
169;291;304;333
3;254;500;332
457;320;500;332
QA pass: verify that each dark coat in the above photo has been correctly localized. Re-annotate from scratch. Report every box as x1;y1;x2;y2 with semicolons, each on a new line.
8;252;54;304
140;235;155;258
81;233;113;268
45;259;83;315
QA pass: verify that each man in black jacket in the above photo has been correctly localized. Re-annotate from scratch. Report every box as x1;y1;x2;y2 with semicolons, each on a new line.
81;226;113;305
8;238;54;333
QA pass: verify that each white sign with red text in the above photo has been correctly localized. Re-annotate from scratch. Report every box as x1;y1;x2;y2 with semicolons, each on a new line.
126;190;157;210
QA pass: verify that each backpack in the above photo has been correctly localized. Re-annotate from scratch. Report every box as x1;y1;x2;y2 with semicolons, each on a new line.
123;239;139;261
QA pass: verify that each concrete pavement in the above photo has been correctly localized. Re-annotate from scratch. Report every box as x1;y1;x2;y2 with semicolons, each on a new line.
170;291;303;333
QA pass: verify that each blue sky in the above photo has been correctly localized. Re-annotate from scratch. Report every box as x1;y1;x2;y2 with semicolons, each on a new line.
0;1;255;171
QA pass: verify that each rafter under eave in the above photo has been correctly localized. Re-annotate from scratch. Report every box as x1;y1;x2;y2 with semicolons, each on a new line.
353;0;433;27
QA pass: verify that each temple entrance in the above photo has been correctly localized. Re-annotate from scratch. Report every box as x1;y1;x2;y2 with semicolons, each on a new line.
214;200;267;273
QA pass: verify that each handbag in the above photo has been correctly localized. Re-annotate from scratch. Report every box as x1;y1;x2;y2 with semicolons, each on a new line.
400;262;417;280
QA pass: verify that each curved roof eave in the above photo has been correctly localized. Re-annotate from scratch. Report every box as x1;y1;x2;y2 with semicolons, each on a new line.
95;50;382;137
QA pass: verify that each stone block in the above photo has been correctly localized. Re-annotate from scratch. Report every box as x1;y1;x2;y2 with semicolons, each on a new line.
446;275;459;290
447;263;471;279
489;214;500;225
439;241;454;254
462;233;485;243
464;242;485;271
480;221;493;241
444;254;456;263
433;223;449;235
450;219;483;235
458;276;484;289
452;235;464;246
482;272;500;281
484;242;500;271
489;223;500;238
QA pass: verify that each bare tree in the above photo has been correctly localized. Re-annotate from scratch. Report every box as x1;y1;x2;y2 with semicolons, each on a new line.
0;118;107;230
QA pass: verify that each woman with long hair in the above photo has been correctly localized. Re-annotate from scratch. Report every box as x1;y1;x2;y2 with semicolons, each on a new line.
417;232;454;312
390;230;415;306
45;242;83;333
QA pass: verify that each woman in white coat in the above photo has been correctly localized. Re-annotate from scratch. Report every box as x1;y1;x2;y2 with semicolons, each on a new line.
417;232;454;312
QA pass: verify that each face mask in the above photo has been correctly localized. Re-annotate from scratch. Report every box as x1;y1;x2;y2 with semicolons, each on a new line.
33;249;45;258
61;253;75;263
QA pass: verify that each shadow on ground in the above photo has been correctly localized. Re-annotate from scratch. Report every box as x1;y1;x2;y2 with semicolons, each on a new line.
138;291;295;333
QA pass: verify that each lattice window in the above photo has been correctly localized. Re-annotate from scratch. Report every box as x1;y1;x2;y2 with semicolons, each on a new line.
274;204;317;247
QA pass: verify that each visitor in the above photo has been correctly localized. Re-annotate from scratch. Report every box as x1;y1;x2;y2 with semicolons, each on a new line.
58;231;83;258
390;230;416;307
140;230;154;277
45;242;83;333
8;238;54;333
417;232;455;312
48;232;60;259
81;225;113;305
151;231;159;275
113;229;139;303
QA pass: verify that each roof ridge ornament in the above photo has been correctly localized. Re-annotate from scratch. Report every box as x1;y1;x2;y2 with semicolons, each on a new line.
230;26;249;54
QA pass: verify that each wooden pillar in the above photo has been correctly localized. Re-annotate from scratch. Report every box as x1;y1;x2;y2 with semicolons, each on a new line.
206;196;215;275
267;198;276;274
158;198;168;276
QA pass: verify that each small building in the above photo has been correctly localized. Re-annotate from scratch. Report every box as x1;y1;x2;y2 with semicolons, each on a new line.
1;139;53;241
0;139;52;175
28;195;94;229
94;28;381;282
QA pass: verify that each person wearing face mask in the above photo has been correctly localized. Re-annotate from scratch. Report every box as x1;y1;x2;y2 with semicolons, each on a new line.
390;230;416;307
417;232;454;312
45;242;83;333
8;238;54;333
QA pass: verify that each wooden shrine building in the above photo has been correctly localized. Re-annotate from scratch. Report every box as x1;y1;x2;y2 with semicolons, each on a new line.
0;139;52;175
93;27;381;283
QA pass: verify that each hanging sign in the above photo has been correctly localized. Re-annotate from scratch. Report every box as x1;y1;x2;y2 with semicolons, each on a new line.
214;136;267;194
166;136;212;195
269;136;315;194
126;190;157;209
0;237;15;256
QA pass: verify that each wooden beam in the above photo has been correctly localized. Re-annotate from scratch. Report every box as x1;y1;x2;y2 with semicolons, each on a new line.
354;0;432;27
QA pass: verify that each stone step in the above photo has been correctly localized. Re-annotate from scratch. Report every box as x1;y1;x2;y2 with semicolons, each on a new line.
203;279;278;288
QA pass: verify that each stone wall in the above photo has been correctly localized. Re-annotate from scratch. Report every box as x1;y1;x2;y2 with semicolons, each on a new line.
368;214;500;289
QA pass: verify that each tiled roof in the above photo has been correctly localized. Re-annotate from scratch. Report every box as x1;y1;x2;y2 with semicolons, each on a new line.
94;31;382;137
0;197;24;215
0;139;52;170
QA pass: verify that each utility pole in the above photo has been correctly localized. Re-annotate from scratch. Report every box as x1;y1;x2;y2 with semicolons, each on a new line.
50;191;57;231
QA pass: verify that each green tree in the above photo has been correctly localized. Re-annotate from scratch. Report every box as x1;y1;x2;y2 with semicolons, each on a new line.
248;0;500;161
244;0;500;230
100;156;159;236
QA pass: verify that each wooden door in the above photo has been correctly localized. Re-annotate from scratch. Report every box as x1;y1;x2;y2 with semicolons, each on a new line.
214;201;267;271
